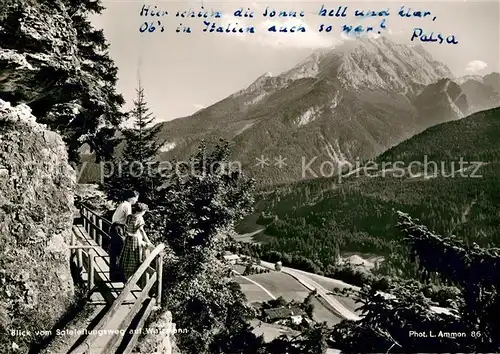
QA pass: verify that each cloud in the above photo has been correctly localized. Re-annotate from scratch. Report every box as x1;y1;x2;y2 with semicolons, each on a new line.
466;60;488;73
193;103;205;110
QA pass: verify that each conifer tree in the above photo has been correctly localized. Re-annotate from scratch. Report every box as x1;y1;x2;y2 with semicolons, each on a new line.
121;82;163;166
105;82;164;203
329;211;500;353
149;140;258;354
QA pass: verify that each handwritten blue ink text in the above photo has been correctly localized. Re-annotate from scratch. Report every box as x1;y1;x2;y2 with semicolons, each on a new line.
176;7;222;18
268;25;306;33
318;5;348;17
140;5;168;17
234;8;254;18
202;21;255;33
354;9;390;17
139;21;165;33
411;28;458;44
263;7;305;17
399;6;436;21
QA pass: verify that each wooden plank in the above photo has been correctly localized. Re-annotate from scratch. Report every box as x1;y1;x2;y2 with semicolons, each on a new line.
89;299;136;305
104;273;158;353
121;298;156;354
70;244;165;354
72;225;88;241
73;226;106;253
77;246;141;305
73;225;153;300
83;208;89;234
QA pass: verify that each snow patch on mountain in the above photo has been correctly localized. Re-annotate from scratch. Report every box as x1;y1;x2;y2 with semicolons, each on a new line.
160;141;176;152
296;107;321;126
330;91;342;110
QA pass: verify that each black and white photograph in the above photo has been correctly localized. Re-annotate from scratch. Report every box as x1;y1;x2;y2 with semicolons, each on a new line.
1;0;499;353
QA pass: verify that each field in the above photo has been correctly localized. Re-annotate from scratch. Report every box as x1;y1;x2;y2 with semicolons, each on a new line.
233;268;344;325
231;229;273;244
234;275;275;302
246;272;310;301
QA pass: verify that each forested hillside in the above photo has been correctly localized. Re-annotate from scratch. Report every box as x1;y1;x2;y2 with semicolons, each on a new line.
244;107;500;277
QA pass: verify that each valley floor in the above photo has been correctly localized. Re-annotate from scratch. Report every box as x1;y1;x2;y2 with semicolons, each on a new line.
232;262;363;338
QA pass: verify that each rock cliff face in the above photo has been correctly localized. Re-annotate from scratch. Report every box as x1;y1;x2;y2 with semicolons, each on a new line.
135;310;179;354
0;0;124;162
0;99;75;353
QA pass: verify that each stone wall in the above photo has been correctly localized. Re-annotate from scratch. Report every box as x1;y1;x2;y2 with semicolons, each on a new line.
0;99;75;353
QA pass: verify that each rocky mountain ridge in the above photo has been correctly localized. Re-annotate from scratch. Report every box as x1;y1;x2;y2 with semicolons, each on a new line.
79;37;500;187
149;36;498;186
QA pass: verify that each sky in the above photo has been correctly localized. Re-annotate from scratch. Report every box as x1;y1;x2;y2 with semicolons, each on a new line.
92;0;500;123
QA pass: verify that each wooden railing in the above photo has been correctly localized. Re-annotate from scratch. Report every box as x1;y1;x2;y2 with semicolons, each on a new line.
69;244;99;292
70;204;165;354
79;205;157;259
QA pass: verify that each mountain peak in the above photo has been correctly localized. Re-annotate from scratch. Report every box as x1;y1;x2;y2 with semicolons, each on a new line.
327;36;453;91
232;36;453;109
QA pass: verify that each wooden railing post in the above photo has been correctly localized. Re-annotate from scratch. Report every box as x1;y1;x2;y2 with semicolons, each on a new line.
156;252;163;306
90;214;96;241
96;219;102;246
84;209;89;233
77;248;83;268
87;210;91;234
81;207;86;230
89;252;95;291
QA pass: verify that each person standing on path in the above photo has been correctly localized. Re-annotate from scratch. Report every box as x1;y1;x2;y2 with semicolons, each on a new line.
110;190;139;281
119;203;153;281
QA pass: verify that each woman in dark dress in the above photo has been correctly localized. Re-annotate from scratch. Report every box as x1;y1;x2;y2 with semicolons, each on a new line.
118;203;153;281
